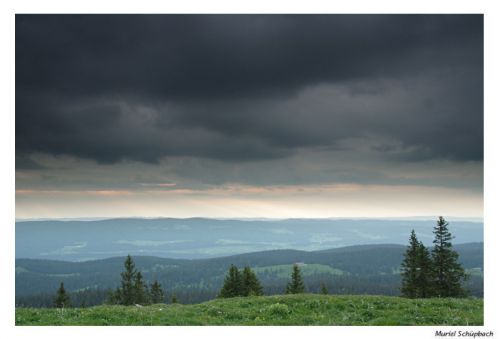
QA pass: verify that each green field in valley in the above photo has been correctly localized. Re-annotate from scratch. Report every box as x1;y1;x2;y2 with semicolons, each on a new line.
252;264;344;278
16;294;483;326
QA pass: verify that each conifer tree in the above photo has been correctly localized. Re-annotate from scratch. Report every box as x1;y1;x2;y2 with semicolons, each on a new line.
219;264;242;298
150;280;165;304
286;264;305;294
401;230;434;298
118;255;137;305
431;216;467;297
416;242;434;298
320;282;328;295
171;294;178;303
241;266;264;296
401;230;422;298
54;282;71;308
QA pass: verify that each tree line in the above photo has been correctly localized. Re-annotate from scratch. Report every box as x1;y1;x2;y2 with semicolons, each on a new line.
107;255;169;305
53;255;172;307
217;263;307;298
53;259;309;307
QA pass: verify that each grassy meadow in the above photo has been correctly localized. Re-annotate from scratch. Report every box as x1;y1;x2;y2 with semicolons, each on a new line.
16;294;483;326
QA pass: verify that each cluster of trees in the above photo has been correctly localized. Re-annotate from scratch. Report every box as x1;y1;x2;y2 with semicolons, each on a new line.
53;255;169;307
219;262;308;298
401;217;468;298
52;255;168;308
108;255;166;305
218;265;264;297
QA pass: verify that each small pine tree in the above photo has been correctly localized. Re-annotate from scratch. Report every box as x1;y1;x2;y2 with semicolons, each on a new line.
171;294;178;304
431;216;468;297
241;266;264;296
286;264;305;294
219;264;243;298
54;282;71;308
320;282;328;295
150;280;165;304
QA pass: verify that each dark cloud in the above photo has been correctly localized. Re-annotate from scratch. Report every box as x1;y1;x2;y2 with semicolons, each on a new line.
16;15;482;99
15;154;46;170
16;15;483;165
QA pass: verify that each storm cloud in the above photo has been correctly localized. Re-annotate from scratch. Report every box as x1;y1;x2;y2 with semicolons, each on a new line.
16;15;483;165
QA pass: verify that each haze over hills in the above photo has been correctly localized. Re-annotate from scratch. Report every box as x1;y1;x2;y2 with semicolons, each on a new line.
16;218;483;261
15;217;483;261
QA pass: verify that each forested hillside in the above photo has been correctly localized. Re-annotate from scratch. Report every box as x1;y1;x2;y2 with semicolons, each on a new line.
16;242;483;307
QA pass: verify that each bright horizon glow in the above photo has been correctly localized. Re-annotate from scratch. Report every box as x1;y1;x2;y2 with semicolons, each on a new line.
15;182;483;220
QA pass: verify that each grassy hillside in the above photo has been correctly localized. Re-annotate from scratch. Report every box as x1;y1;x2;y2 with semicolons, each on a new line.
16;294;483;326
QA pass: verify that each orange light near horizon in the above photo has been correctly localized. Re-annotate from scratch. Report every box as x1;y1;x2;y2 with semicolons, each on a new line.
15;182;483;220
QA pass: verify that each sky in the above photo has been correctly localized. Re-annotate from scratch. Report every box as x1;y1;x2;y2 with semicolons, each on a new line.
15;14;484;219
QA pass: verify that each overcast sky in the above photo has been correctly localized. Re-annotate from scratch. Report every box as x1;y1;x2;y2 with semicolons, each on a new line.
15;15;483;219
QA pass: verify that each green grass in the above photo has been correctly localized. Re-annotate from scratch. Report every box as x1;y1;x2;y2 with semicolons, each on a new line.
15;294;483;326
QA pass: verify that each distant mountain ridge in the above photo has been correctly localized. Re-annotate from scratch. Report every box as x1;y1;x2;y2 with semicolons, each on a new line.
16;218;483;261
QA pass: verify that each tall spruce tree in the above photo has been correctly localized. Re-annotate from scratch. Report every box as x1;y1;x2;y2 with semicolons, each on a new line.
416;242;434;298
401;230;433;298
118;255;137;305
431;216;467;297
219;264;242;298
54;281;71;308
241;266;264;296
401;230;421;298
150;280;165;304
286;264;305;294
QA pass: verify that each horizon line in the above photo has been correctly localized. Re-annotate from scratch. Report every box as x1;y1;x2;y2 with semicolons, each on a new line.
15;215;484;223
